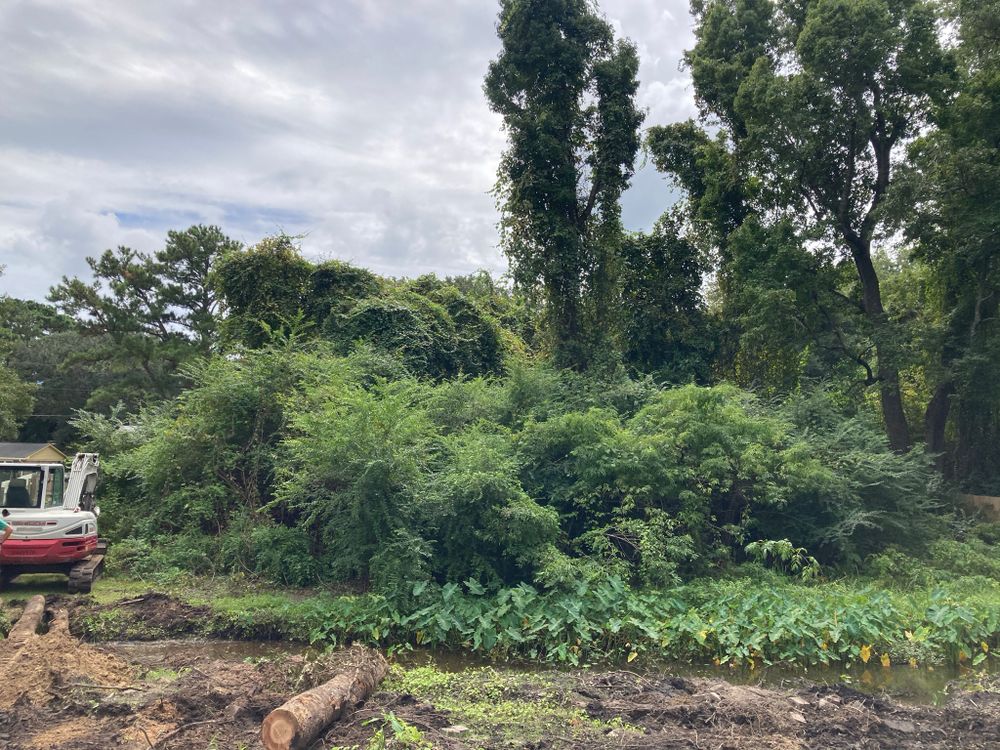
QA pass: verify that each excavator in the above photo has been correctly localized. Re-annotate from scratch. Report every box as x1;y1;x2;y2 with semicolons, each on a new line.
0;452;107;593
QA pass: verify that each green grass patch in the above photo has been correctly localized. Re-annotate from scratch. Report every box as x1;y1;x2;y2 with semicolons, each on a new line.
385;664;640;745
0;574;150;605
144;666;189;682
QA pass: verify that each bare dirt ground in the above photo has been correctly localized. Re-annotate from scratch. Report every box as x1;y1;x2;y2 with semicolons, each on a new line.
1;594;998;750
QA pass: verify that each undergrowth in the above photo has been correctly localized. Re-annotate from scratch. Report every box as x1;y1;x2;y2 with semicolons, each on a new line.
73;553;1000;670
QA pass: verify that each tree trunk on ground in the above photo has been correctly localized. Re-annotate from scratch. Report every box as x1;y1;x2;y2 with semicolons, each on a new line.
0;595;45;677
261;649;388;750
47;608;70;637
6;595;45;644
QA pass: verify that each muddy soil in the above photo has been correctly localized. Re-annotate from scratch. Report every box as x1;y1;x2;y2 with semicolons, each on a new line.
65;591;212;640
329;672;1000;750
1;629;372;750
2;594;998;750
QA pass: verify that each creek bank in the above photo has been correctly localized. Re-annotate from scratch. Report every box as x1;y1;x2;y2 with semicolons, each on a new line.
3;593;998;749
66;591;998;706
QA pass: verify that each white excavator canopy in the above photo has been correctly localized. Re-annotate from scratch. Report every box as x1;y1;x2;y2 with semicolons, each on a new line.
64;453;100;512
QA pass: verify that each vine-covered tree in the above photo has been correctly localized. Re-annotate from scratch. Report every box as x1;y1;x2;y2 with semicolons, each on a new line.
618;216;713;383
484;0;643;369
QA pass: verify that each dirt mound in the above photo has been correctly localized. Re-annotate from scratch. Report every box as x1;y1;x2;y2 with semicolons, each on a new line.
69;591;212;640
1;638;385;750
324;669;1000;750
569;672;1000;750
0;610;133;710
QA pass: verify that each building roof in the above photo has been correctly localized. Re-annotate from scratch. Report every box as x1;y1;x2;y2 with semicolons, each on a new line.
0;443;69;461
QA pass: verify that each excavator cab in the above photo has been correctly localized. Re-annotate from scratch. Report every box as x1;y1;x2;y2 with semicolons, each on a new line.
0;450;106;593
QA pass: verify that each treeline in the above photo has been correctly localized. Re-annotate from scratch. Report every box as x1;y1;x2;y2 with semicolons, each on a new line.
0;0;997;590
482;0;1000;481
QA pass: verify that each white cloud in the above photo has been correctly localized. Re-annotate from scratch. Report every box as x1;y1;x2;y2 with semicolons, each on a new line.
0;0;695;301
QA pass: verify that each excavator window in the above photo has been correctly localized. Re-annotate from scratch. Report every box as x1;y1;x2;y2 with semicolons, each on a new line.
43;465;65;508
0;468;43;509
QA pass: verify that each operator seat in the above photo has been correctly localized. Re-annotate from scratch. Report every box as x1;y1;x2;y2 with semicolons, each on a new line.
5;479;33;508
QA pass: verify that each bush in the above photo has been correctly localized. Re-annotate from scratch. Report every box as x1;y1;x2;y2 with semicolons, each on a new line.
767;387;944;563
105;533;216;578
79;355;954;593
279;377;438;584
250;524;321;586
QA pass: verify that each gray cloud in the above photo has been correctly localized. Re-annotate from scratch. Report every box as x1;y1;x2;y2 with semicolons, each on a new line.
0;0;696;301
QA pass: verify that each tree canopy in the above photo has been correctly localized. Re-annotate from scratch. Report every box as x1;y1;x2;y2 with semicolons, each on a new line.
485;0;644;369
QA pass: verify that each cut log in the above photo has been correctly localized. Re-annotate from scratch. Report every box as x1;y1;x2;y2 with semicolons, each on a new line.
0;595;46;679
6;595;45;643
47;608;70;637
261;649;388;750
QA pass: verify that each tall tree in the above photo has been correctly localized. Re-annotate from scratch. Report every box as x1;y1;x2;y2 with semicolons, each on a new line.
895;0;1000;479
49;225;237;409
669;0;953;451
484;0;643;369
0;271;38;438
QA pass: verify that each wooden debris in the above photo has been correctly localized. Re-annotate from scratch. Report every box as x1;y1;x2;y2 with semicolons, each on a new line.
261;649;388;750
5;594;45;643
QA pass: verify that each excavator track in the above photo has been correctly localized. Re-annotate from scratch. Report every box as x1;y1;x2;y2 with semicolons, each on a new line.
68;539;108;594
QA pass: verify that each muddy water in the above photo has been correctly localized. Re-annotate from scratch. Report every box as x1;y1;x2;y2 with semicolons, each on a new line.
105;638;309;667
106;639;994;705
401;649;999;705
639;660;993;705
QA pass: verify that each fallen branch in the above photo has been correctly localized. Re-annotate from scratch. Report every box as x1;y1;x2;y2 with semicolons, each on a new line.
117;596;153;606
137;724;154;750
66;682;142;692
262;648;388;750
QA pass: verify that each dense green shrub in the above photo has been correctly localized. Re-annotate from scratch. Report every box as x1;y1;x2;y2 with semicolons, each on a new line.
213;235;313;347
278;376;438;583
119;347;309;531
105;533;216;578
519;385;825;582
213;238;512;378
77;347;953;591
423;426;560;585
767;388;944;563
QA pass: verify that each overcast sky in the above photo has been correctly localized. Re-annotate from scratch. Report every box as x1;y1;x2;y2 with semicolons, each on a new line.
0;0;697;302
